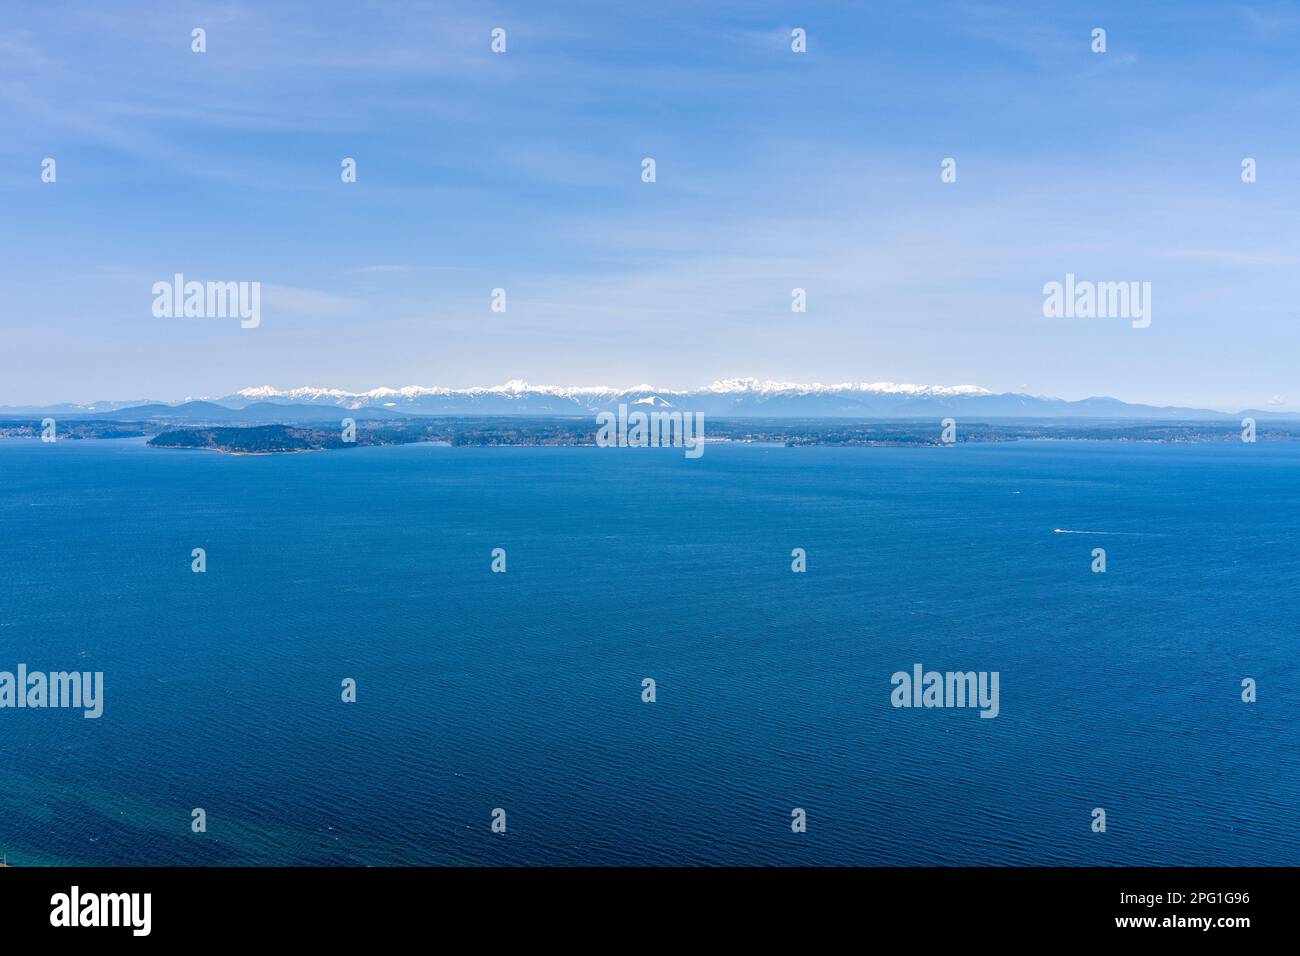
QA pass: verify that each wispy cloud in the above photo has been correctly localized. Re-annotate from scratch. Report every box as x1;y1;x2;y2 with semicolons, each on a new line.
1;1;1298;410
343;265;418;276
260;285;362;318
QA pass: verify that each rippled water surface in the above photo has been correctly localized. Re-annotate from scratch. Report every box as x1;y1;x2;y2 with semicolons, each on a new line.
1;438;1296;865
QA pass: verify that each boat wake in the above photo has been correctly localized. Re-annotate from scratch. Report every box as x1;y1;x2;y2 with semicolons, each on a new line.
1052;529;1149;536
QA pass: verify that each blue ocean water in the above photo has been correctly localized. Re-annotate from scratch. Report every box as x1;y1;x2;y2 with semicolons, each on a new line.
0;437;1296;866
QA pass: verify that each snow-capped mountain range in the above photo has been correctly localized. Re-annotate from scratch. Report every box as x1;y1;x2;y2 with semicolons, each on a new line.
232;378;996;400
228;378;996;409
4;379;1288;420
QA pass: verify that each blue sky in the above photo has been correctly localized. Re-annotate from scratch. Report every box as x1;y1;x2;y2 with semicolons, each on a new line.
2;1;1299;409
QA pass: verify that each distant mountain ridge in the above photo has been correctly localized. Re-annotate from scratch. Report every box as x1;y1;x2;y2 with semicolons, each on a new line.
2;379;1293;421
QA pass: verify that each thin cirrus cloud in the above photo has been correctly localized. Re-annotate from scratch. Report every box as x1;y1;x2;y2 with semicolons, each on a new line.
0;1;1296;410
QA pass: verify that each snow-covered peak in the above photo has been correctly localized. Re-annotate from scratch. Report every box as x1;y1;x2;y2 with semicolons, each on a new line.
704;379;992;397
707;377;782;393
237;385;359;401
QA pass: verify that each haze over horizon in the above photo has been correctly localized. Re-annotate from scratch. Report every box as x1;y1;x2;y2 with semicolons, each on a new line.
2;375;1283;415
3;1;1298;409
3;376;1288;418
1;373;1288;416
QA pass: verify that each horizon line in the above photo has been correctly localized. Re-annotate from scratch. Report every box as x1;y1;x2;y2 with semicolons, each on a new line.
1;377;1291;418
